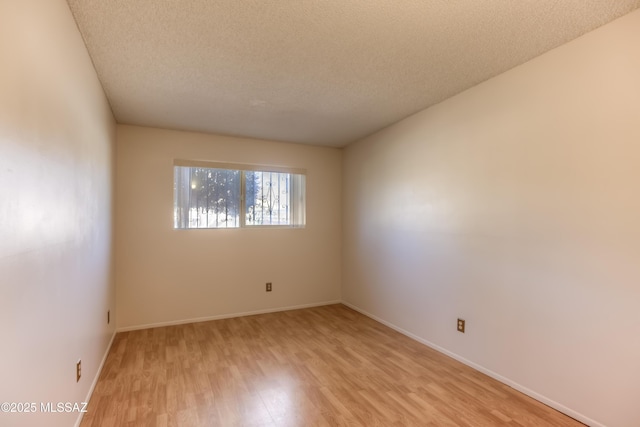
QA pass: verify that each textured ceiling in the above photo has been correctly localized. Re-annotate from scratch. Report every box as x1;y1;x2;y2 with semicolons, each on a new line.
67;0;640;147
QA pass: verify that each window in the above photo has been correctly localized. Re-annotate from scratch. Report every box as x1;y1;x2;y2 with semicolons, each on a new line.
173;160;306;229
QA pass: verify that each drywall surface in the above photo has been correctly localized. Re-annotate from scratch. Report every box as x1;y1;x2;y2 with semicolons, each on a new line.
343;9;640;427
115;125;341;329
0;1;116;426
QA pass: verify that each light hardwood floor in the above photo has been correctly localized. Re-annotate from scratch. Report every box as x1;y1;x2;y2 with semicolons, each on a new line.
81;304;583;426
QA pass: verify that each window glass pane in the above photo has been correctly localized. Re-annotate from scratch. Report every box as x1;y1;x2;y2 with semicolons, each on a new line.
245;171;291;226
174;164;305;229
174;166;240;228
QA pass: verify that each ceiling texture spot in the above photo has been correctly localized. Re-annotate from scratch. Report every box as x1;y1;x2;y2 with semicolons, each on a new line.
67;0;640;147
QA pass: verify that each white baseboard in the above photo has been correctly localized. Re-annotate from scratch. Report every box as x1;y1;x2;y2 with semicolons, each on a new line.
74;330;117;427
116;300;342;332
341;301;602;427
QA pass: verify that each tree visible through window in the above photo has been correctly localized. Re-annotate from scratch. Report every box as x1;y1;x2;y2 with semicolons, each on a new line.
173;162;305;229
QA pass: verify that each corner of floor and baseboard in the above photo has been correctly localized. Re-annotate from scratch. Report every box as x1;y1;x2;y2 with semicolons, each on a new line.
340;300;603;427
115;300;342;332
74;330;117;427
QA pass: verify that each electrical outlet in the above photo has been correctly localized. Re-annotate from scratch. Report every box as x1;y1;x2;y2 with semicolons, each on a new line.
107;310;110;324
457;318;465;333
76;360;81;382
266;282;272;292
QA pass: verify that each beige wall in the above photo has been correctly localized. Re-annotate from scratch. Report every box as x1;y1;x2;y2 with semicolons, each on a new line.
0;1;116;427
115;125;341;329
343;10;640;427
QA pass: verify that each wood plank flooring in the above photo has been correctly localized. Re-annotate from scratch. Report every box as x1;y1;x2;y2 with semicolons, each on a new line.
81;304;583;426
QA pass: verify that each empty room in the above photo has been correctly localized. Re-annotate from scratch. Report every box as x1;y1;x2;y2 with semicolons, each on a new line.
1;1;639;426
